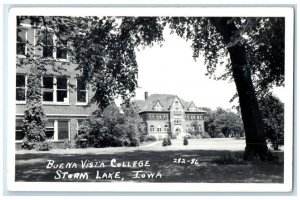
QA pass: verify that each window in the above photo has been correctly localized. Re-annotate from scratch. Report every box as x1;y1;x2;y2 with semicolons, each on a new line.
45;120;70;141
45;120;55;140
37;29;68;59
163;115;168;121
58;121;69;140
56;40;67;59
40;30;54;58
77;78;87;103
56;77;68;102
15;119;25;141
16;75;26;101
42;76;69;103
174;108;181;115
17;28;27;56
174;118;181;124
150;125;155;132
157;125;161;132
164;125;168;132
42;77;54;101
199;124;203;131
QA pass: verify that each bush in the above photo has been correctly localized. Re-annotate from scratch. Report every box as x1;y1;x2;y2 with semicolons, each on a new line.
21;139;35;150
162;138;168;146
217;132;225;138
183;137;189;145
63;140;73;149
201;132;211;138
145;135;157;142
130;138;140;147
74;132;90;148
35;141;52;151
167;137;172;145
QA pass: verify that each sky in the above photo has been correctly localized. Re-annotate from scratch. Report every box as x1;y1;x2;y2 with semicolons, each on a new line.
131;28;285;110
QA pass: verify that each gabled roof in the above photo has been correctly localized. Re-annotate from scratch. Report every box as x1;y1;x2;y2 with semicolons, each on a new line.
134;94;206;113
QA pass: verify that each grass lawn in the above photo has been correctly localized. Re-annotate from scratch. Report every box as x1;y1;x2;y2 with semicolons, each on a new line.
15;138;284;183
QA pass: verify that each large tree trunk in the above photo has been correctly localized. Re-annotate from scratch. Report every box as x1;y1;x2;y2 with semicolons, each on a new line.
210;18;273;161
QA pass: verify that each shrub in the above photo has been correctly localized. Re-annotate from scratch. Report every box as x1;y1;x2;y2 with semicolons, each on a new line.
195;135;202;139
183;137;189;145
76;103;144;148
35;141;52;151
74;133;89;148
217;132;225;138
162;138;168;146
21;139;35;150
201;132;211;138
167;137;172;145
130;138;140;147
145;135;157;142
63;140;73;149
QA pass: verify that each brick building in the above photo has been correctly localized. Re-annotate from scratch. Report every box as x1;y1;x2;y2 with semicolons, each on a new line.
135;93;206;140
15;22;96;148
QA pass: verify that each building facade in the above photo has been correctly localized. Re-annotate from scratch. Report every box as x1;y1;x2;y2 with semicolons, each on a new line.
15;22;96;148
135;93;206;140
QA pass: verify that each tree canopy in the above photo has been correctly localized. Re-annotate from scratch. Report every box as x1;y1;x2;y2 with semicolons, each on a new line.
17;16;285;160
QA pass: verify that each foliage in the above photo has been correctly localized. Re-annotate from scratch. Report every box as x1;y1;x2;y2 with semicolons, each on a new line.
77;102;144;148
204;108;244;138
63;140;73;149
167;17;284;93
17;16;284;159
258;94;284;150
122;102;147;142
167;137;172;145
35;140;52;151
162;138;168;146
18;16;165;110
183;137;189;145
144;135;157;142
21;139;35;150
22;70;47;149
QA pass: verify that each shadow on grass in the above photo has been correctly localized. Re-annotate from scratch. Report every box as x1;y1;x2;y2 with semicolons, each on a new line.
15;149;283;183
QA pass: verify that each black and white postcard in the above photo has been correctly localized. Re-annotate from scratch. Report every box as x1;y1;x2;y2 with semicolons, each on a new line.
6;6;294;192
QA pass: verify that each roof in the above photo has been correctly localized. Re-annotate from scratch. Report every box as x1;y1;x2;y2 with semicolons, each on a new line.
134;94;206;113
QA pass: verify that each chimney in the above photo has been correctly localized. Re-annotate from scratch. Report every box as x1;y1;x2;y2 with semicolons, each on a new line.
144;92;148;100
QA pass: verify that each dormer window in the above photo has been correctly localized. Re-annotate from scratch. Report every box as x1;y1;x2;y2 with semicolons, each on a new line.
153;101;163;111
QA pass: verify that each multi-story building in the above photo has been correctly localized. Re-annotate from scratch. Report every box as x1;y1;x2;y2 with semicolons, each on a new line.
15;21;206;148
135;92;206;140
15;22;96;148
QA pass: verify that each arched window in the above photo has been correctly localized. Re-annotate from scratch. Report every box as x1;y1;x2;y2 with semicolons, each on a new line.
157;125;161;132
150;125;155;132
164;125;168;132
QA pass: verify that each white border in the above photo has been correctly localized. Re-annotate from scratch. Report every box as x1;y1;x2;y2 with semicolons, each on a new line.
7;7;294;192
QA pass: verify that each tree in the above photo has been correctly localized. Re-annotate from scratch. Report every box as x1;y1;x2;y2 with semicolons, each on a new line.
18;16;284;160
204;108;244;138
122;102;147;142
22;69;47;149
167;17;284;160
258;94;284;150
77;102;144;147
